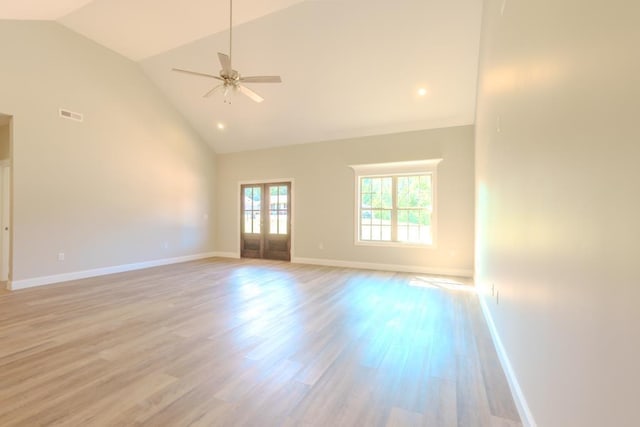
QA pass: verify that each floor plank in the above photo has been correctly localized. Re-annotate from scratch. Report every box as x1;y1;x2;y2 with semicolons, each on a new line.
0;258;521;426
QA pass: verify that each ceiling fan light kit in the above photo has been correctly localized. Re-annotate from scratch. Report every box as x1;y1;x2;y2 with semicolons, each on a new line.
172;0;282;104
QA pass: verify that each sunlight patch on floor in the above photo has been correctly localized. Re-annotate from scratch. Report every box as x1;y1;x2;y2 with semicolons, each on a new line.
409;276;475;292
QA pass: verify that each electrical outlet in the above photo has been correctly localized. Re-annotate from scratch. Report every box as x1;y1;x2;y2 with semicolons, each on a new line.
58;252;65;261
318;242;324;250
496;290;500;304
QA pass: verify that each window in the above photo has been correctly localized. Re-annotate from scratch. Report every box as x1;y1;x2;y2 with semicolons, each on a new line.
350;159;442;247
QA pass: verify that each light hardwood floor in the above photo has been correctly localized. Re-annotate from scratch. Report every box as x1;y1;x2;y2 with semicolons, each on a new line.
0;258;521;426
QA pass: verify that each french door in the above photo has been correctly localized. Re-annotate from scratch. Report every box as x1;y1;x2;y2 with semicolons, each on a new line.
241;182;291;260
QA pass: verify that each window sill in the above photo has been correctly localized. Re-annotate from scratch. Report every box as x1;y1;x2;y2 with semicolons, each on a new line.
355;240;437;250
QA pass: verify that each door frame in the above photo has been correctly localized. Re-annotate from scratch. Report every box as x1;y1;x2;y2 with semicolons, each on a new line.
0;161;11;283
236;178;295;259
0;113;13;288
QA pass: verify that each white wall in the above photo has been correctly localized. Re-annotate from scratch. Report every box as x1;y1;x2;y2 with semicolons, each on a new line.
0;21;216;284
475;1;640;426
216;126;475;275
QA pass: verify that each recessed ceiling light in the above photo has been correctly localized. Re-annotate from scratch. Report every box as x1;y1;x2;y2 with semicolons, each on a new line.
217;122;225;130
417;88;428;96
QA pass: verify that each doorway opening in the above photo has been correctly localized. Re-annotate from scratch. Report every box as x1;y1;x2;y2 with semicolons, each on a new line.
0;113;12;289
241;182;291;261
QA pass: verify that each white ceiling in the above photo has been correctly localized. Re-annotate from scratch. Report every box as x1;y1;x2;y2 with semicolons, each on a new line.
0;0;95;20
1;0;483;153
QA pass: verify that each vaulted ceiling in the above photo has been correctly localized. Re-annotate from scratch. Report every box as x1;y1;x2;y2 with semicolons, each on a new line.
0;0;483;153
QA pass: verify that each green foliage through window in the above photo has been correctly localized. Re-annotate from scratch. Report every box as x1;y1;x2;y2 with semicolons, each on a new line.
359;174;433;244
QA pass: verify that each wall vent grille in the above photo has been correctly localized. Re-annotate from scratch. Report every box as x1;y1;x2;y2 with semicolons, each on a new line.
59;109;83;122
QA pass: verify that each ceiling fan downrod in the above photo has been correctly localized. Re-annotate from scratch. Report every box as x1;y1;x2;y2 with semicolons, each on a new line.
228;0;233;68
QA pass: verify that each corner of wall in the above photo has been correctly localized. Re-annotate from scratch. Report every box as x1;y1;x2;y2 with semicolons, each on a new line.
477;292;537;427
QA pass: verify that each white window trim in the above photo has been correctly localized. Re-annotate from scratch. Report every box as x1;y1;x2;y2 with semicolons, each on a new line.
349;159;442;249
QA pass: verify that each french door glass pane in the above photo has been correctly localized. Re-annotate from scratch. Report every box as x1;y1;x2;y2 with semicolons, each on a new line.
253;212;261;234
244;187;251;205
269;210;277;234
268;185;289;235
244;212;252;233
278;212;287;234
244;186;261;234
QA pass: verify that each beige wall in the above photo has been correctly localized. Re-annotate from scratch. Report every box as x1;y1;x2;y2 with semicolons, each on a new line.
475;1;639;426
0;124;9;160
0;21;216;283
216;126;474;275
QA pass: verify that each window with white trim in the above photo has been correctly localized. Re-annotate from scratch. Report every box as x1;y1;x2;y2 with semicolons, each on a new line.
350;159;442;247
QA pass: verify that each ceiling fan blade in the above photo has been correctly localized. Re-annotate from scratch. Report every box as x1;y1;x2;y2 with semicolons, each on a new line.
238;85;264;103
218;52;232;75
172;68;222;80
239;76;282;83
203;84;224;98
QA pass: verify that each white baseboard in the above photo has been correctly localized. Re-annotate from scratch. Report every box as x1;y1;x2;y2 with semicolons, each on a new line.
9;252;218;291
291;256;473;278
211;251;240;259
478;294;536;427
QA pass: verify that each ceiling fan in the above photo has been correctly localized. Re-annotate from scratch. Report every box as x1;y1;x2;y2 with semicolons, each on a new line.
172;0;282;103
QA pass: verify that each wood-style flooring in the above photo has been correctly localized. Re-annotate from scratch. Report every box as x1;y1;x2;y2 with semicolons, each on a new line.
0;258;521;426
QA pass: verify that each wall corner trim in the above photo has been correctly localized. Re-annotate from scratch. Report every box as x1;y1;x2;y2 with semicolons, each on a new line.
9;252;219;291
478;295;537;427
292;256;473;278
